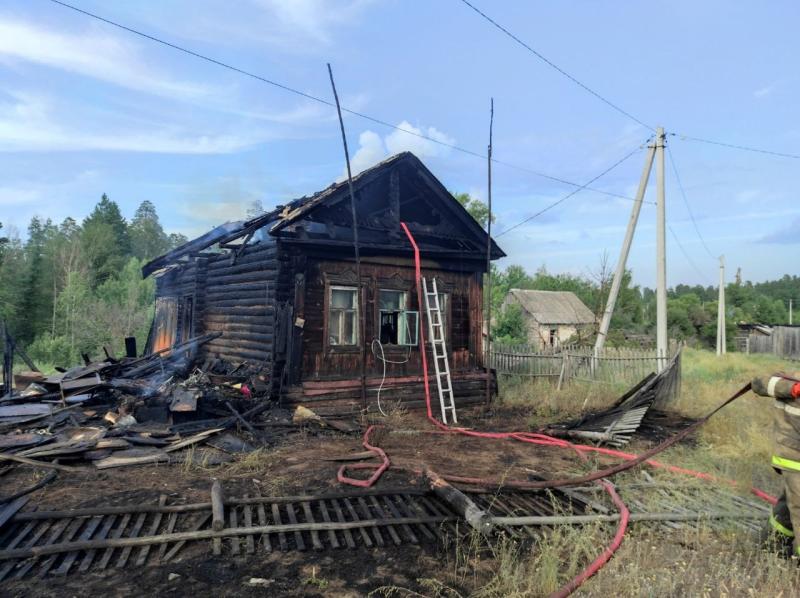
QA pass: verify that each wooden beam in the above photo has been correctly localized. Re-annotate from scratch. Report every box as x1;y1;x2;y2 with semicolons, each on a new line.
424;468;492;534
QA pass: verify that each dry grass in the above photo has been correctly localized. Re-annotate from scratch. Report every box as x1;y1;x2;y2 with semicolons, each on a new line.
366;399;416;429
664;348;799;492
445;348;800;596
498;375;628;426
583;525;800;597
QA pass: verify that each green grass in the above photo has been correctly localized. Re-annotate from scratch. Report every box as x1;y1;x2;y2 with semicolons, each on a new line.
429;348;800;596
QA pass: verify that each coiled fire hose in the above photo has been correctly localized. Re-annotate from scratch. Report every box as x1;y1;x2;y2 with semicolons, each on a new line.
337;222;775;597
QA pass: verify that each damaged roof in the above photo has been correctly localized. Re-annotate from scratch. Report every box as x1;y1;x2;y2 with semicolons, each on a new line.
143;152;504;278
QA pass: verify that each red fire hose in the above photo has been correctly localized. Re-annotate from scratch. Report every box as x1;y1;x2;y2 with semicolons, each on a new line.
337;222;774;597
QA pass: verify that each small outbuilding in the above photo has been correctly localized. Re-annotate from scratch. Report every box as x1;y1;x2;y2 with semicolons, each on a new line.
502;289;595;349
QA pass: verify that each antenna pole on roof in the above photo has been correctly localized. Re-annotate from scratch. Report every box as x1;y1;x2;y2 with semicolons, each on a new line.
485;98;494;407
328;63;367;411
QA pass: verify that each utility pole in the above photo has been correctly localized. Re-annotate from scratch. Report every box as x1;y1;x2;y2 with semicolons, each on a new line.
716;255;726;355
594;139;657;358
484;98;494;406
655;127;668;372
790;299;793;325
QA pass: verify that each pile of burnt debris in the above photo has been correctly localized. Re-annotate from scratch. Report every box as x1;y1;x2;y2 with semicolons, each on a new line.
0;330;356;473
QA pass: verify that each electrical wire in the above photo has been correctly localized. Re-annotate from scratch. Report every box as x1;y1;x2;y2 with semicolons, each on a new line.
668;223;715;285
371;338;412;417
340;224;774;597
47;0;634;203
457;1;800;161
496;141;649;237
666;144;716;260
457;0;655;132
670;132;800;160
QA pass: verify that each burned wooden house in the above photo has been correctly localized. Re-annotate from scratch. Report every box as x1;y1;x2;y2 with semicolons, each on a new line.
142;152;504;413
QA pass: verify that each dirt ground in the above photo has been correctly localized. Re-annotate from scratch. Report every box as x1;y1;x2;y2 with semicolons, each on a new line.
0;401;726;598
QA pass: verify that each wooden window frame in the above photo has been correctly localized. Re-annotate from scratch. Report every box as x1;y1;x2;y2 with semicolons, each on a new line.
378;288;419;347
324;283;361;353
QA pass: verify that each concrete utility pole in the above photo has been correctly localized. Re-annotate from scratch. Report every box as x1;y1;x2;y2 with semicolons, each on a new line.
716;255;726;355
485;98;494;406
594;140;657;357
790;299;793;325
655;127;668;372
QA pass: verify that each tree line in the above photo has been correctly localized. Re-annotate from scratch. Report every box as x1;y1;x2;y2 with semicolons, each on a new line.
490;262;799;349
1;190;795;369
0;196;187;369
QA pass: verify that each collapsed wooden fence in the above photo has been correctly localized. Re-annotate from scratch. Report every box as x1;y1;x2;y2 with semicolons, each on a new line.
488;343;681;388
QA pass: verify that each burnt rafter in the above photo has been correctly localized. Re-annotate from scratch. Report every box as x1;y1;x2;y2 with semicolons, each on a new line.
141;152;504;410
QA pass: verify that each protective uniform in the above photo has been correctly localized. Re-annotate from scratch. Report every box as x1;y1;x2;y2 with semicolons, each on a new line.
752;374;800;557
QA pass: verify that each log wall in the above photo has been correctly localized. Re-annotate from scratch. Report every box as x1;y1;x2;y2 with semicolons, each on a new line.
199;241;277;366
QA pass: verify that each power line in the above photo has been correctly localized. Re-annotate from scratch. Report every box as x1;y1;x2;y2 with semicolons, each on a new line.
670;132;800;160
47;0;634;203
496;142;648;238
668;223;714;285
666;144;715;260
456;2;800;161
457;0;655;132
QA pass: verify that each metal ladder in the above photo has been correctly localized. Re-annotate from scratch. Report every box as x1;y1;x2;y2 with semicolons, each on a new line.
422;277;457;424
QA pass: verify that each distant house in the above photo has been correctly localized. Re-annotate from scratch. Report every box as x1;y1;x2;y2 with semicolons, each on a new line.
502;289;595;349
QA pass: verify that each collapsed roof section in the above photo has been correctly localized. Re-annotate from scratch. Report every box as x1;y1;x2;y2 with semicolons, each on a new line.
142;152;505;278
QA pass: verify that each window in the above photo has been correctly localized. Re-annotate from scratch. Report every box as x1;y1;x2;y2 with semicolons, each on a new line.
328;286;359;346
549;328;558;347
379;289;419;346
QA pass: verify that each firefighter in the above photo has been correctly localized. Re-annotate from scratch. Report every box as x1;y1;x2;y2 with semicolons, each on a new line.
752;374;800;557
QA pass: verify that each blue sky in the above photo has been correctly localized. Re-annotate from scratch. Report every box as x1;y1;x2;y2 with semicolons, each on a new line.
0;0;798;288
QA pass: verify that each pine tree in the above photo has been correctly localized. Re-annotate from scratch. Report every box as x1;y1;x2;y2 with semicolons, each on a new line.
17;218;48;341
0;222;8;258
167;233;189;249
81;194;131;285
129;200;169;260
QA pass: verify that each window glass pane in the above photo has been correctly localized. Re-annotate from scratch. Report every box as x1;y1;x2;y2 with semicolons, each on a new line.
331;288;356;309
398;311;419;345
328;311;342;345
343;311;357;345
379;290;406;311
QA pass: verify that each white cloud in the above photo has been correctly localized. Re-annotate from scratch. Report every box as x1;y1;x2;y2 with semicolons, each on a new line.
348;130;386;176
0;91;266;154
385;120;455;158
346;120;456;176
249;0;374;44
0;15;347;129
754;84;775;99
0;17;213;102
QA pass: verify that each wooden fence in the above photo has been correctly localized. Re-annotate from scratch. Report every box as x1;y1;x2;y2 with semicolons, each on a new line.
743;326;800;360
489;342;680;387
